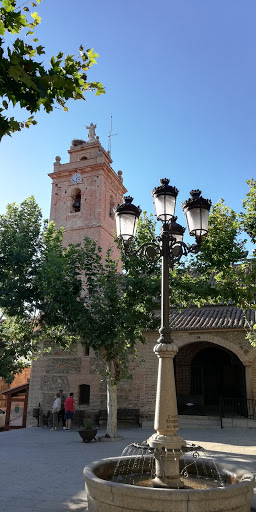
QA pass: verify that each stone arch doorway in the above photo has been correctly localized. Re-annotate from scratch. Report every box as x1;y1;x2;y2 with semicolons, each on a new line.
174;341;246;416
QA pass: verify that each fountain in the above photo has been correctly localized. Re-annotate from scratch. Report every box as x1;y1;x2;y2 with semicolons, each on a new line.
83;182;254;511
84;452;254;512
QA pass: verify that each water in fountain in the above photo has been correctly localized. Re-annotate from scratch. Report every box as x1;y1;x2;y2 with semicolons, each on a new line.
110;440;226;489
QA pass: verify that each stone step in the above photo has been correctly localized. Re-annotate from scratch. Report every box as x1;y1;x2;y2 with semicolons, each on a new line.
178;415;221;429
142;416;256;429
141;416;221;429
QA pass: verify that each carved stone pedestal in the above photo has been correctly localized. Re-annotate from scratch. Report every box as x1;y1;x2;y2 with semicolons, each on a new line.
148;342;185;488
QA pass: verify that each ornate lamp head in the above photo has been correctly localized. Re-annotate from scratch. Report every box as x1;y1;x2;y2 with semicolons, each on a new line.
169;216;186;243
152;178;179;222
182;190;212;241
114;196;142;242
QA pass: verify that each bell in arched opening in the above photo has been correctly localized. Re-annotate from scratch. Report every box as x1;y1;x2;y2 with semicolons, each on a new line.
72;190;81;212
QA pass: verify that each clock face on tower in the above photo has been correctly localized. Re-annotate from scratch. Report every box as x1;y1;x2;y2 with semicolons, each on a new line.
71;173;82;184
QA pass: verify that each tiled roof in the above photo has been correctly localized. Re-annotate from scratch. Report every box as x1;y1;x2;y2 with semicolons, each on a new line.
169;306;256;331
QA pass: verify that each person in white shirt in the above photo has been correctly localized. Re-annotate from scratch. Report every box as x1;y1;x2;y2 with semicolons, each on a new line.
51;393;61;430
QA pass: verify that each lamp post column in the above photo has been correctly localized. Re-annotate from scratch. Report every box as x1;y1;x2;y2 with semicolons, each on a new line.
115;182;211;488
148;222;184;488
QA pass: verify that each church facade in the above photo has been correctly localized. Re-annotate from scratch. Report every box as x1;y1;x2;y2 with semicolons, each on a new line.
27;129;256;427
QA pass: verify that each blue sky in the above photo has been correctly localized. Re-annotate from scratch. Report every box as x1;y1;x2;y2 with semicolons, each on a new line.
1;0;255;252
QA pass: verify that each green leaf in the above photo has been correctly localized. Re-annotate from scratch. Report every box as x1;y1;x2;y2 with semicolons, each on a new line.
31;11;41;24
36;44;45;55
87;48;99;65
0;21;5;35
8;65;22;81
2;0;15;12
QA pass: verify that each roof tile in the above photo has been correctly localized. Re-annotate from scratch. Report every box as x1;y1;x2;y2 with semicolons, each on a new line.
169;306;256;331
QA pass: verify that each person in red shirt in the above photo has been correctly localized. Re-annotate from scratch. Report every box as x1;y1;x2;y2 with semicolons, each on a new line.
64;393;75;431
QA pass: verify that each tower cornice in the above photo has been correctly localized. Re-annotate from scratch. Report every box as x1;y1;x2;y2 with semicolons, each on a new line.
68;140;112;164
48;164;127;194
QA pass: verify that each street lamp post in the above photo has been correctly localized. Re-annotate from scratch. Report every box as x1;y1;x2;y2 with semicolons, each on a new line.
115;178;211;488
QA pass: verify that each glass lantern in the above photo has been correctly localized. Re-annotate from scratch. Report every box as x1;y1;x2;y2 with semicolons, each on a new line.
182;190;212;239
170;217;185;243
114;196;142;242
152;178;179;222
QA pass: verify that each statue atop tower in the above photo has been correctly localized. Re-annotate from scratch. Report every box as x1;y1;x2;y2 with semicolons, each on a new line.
86;122;97;142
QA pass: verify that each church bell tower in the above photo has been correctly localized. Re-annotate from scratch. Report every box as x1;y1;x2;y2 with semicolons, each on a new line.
48;125;126;261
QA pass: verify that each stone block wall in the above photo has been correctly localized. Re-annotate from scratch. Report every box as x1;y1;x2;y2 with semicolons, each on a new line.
26;328;256;427
27;341;153;426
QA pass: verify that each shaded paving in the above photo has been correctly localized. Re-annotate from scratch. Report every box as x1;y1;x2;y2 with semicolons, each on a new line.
0;425;255;511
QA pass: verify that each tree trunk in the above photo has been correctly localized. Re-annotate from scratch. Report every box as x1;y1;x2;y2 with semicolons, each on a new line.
106;361;118;438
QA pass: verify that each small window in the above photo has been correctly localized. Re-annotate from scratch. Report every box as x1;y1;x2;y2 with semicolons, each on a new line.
109;195;115;218
84;346;90;356
79;384;90;405
80;156;87;160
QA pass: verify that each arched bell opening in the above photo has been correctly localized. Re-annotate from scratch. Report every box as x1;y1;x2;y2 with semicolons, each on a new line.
109;194;115;218
174;342;247;417
71;188;81;213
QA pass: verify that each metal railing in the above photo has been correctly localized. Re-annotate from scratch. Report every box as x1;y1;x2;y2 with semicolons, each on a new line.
219;397;256;428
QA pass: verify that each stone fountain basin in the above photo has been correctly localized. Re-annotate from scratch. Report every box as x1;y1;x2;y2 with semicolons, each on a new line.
84;455;255;512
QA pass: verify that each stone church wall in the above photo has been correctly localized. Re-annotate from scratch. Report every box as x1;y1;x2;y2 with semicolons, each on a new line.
27;328;256;427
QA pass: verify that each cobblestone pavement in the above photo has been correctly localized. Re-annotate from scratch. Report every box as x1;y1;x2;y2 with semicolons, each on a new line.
0;425;256;512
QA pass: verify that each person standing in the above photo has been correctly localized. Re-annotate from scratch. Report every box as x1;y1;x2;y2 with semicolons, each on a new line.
51;393;61;430
64;392;75;431
58;389;66;428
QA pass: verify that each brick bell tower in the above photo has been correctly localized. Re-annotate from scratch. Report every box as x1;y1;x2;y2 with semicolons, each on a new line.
48;124;127;261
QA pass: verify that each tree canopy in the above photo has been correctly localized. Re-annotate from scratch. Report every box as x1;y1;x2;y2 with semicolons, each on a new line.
0;197;83;380
0;0;104;140
241;179;256;244
0;199;160;436
170;180;256;344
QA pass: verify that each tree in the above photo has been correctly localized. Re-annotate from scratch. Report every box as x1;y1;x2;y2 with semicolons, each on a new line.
0;197;84;380
0;200;160;437
0;0;104;140
238;179;256;344
36;214;160;438
0;196;42;317
241;179;256;244
0;196;42;379
178;183;256;344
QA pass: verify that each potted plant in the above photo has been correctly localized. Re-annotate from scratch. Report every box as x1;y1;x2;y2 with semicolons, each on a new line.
77;418;98;443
